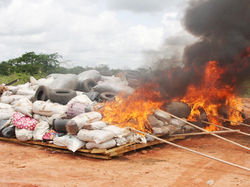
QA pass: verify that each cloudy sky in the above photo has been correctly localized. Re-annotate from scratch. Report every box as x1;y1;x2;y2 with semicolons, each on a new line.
0;0;194;69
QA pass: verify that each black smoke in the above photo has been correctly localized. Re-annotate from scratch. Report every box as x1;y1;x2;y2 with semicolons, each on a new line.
150;0;250;98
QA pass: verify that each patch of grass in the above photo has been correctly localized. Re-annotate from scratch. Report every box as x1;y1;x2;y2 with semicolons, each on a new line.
0;73;45;85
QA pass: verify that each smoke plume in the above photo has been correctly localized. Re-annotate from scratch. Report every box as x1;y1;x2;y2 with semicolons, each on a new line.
151;0;250;98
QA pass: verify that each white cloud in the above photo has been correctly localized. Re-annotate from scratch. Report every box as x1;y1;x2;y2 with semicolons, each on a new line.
0;0;190;69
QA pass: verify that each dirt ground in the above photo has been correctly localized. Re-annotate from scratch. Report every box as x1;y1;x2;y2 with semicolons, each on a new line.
0;131;249;187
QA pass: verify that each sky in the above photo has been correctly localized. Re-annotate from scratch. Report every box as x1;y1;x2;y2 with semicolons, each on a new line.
0;0;195;69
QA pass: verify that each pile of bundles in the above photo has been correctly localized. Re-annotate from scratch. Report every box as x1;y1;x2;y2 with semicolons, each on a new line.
0;70;195;153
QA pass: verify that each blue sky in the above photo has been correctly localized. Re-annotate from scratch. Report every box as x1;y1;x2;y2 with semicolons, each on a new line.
0;0;195;69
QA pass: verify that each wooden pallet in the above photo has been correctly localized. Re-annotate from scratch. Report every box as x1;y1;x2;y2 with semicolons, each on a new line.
0;135;186;159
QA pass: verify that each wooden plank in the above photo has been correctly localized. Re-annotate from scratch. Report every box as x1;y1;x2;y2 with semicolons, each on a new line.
0;135;186;159
107;136;186;157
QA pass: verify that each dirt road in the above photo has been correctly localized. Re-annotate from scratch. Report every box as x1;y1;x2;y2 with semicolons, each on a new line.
0;131;249;187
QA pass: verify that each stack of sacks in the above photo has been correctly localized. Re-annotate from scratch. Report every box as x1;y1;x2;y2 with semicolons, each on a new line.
77;124;141;149
148;109;196;136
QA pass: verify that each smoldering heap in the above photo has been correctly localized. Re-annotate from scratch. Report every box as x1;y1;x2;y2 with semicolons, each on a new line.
151;0;250;99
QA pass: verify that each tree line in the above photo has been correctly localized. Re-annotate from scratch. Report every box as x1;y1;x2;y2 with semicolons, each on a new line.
0;52;121;76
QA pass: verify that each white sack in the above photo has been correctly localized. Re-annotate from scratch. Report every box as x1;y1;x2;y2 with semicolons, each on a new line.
170;118;186;127
36;77;54;87
49;74;78;90
14;97;33;116
78;70;101;82
68;112;102;130
102;125;130;138
15;128;33;141
53;135;85;152
32;101;67;117
115;137;128;146
16;88;35;96
1;90;12;97
93;77;134;95
67;94;93;107
126;133;147;144
0;103;14;120
5;86;18;94
16;83;30;89
86;139;116;149
33;121;50;140
0;95;25;104
77;129;115;144
84;121;107;130
33;114;50;123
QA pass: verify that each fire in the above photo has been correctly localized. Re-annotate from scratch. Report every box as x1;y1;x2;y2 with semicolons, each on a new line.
100;58;246;133
180;61;243;131
100;84;164;132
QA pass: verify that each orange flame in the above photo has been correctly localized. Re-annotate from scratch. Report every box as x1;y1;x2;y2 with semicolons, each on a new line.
100;84;164;132
180;61;243;131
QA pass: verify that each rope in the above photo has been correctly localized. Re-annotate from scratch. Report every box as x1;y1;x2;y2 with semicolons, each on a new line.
163;110;250;151
201;120;250;137
129;128;250;172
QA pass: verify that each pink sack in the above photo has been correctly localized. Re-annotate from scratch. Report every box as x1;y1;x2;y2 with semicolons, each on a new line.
12;112;37;131
67;102;87;118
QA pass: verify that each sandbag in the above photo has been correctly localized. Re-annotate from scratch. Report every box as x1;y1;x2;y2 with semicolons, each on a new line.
169;118;186;127
67;95;93;107
93;76;134;95
83;121;107;130
102;125;130;138
66;112;102;135
154;109;171;122
77;129;115;144
16;88;35;96
165;101;191;118
32;101;67;117
0;95;25;104
12;112;37;131
126;133;147;144
36;77;54;87
67;102;89;118
53;135;85;152
115;137;128;146
78;70;101;82
33;121;50;141
0;103;14;120
85;139;116;149
49;74;78;90
14;97;33;117
147;114;165;127
15;128;33;141
33;114;50;124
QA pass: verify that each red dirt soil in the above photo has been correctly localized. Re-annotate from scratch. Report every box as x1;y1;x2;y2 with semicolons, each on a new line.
0;132;249;186
0;98;249;187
